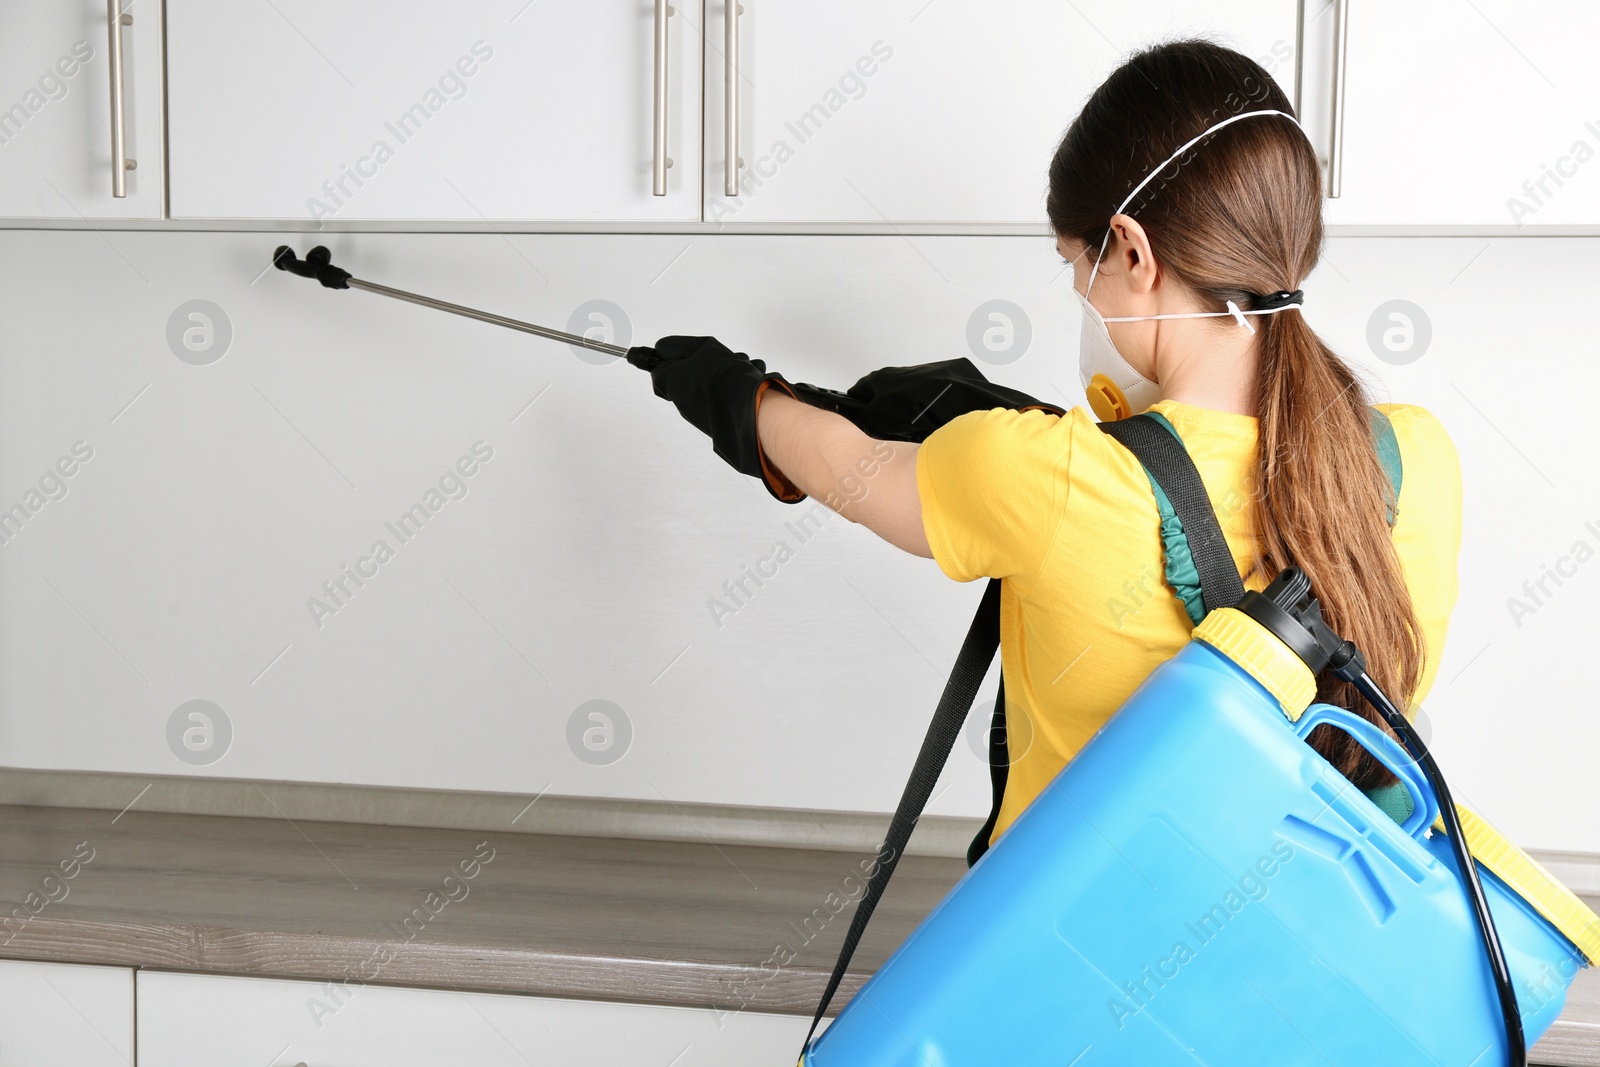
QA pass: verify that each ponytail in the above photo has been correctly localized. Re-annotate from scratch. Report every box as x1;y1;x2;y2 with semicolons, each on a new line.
1253;311;1425;788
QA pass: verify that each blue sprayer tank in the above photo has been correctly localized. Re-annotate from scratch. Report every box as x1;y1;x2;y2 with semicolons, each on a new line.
803;602;1599;1066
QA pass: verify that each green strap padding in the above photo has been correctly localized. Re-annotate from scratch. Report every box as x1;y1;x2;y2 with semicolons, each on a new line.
1363;780;1417;825
1128;407;1404;628
1370;407;1403;527
1128;412;1208;626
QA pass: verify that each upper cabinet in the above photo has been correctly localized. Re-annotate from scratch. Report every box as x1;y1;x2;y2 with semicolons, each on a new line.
5;0;1599;228
0;0;164;219
702;0;1300;225
1315;0;1600;228
164;1;703;222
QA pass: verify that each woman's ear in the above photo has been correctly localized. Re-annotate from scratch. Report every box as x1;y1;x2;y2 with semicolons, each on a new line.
1108;213;1159;296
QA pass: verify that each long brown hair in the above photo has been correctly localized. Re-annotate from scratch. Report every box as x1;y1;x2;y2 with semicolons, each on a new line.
1047;39;1424;789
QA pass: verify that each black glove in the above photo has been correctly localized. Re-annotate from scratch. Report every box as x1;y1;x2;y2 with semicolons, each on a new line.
788;357;1063;444
626;335;805;503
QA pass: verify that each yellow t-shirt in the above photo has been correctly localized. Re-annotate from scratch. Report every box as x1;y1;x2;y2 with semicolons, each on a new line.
915;398;1463;849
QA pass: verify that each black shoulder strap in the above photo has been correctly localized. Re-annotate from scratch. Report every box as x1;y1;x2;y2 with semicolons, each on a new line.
966;673;1009;867
795;413;1243;1064
1098;414;1246;614
796;577;1002;1061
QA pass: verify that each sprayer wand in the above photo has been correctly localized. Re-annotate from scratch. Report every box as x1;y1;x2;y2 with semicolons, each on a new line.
270;244;882;425
271;245;628;358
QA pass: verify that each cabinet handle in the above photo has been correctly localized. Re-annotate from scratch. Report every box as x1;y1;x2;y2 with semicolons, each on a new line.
652;0;673;196
1292;0;1305;118
724;1;741;196
107;1;136;198
1328;0;1349;198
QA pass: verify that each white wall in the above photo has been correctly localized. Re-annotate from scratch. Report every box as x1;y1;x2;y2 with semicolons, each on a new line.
0;230;1592;853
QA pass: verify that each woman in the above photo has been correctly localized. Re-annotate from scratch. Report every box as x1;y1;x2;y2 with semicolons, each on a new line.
628;39;1462;857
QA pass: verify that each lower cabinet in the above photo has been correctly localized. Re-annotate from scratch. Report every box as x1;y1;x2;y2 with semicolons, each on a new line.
137;970;819;1067
0;958;135;1066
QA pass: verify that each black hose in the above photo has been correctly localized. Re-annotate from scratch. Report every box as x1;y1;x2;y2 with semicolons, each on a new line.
1347;669;1527;1066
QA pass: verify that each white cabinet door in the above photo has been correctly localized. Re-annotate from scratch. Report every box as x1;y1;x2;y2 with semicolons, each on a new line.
703;0;1299;225
0;1;164;219
0;959;135;1066
1321;0;1600;227
137;971;820;1067
166;1;703;222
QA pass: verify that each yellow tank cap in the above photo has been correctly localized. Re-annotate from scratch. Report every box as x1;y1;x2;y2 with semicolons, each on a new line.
1431;803;1600;967
1191;606;1317;722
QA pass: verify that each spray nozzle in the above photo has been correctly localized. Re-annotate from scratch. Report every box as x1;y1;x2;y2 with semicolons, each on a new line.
273;245;352;290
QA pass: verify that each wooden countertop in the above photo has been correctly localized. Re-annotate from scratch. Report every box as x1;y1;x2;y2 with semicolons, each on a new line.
0;801;956;1015
0;802;1596;1063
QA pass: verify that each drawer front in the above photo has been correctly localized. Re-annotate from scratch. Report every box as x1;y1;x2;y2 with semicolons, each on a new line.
138;970;819;1067
0;958;135;1066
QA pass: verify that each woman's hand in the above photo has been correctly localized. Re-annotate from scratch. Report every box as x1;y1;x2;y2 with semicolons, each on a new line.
626;335;806;502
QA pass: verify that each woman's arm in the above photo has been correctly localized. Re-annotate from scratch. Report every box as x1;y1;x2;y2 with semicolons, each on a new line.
756;388;933;558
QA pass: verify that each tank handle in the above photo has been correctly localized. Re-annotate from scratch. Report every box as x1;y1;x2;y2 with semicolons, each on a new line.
1292;702;1440;840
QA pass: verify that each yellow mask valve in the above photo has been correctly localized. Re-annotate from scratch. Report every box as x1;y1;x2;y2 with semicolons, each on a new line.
1086;373;1135;422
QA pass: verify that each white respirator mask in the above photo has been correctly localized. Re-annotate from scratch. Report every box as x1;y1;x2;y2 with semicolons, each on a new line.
1076;108;1310;422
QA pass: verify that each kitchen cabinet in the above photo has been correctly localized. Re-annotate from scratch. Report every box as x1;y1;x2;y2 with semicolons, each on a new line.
164;1;704;222
163;0;1296;227
703;0;1300;224
17;0;1600;229
1314;0;1600;227
137;970;817;1067
0;958;135;1066
0;0;164;219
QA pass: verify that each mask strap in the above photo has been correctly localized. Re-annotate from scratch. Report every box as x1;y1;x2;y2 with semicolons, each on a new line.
1083;109;1306;303
1099;301;1305;327
1225;300;1255;333
1112;109;1304;219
